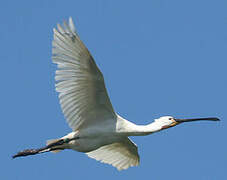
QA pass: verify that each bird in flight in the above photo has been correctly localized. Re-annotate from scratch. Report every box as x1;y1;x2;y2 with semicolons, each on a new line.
13;17;219;170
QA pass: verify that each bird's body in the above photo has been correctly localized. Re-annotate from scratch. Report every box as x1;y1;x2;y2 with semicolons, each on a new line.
60;116;119;153
56;115;165;153
13;17;219;170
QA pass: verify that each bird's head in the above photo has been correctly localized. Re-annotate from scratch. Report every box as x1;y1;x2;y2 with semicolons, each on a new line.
155;116;220;130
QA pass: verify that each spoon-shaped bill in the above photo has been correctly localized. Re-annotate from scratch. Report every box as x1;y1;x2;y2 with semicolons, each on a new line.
174;117;220;123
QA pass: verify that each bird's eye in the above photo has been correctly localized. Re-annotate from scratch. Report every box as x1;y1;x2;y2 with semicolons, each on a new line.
169;118;172;120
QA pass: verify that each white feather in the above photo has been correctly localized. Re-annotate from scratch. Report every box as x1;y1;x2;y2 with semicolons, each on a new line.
86;138;139;170
52;18;115;131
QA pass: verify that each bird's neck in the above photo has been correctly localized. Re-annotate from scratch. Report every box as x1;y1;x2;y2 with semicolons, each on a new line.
130;122;163;136
117;116;163;136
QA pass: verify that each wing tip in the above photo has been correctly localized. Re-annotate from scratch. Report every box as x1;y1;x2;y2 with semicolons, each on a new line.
68;16;76;33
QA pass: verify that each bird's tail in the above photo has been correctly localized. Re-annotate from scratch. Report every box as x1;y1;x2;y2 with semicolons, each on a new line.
12;138;65;159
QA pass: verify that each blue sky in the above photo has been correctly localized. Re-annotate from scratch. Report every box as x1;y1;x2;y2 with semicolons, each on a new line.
1;0;226;179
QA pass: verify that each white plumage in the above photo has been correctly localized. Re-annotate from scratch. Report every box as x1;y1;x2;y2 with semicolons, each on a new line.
86;138;139;170
53;18;115;130
13;17;219;171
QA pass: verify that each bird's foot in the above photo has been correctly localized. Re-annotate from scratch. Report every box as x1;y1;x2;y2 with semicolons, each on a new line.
12;149;40;158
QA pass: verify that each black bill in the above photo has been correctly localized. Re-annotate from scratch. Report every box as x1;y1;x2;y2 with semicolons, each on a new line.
174;117;220;123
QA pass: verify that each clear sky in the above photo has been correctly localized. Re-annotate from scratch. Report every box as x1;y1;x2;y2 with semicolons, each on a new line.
1;0;226;179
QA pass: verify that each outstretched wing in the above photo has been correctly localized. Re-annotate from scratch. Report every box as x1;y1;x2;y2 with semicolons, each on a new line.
52;17;116;130
86;138;140;170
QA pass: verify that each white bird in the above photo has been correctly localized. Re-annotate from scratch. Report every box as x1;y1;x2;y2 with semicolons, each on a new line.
13;17;219;170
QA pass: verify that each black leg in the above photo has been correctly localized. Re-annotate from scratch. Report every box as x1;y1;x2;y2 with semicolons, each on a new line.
12;148;44;158
12;137;80;159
